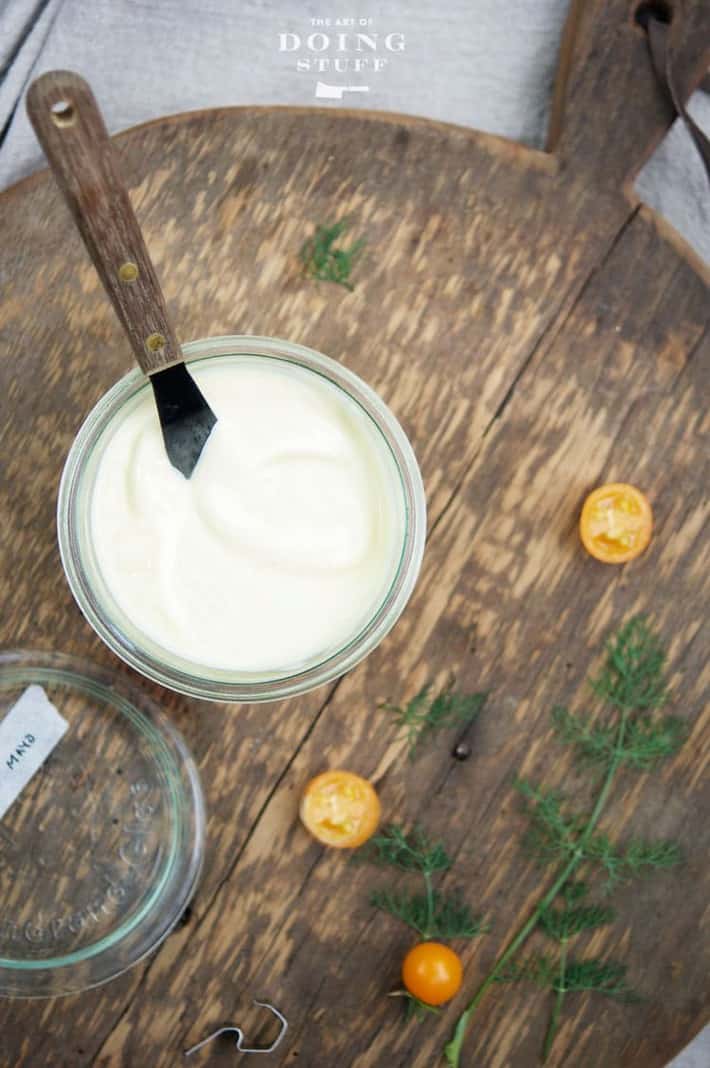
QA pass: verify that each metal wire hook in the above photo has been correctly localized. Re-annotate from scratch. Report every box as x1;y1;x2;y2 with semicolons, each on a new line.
184;1001;288;1057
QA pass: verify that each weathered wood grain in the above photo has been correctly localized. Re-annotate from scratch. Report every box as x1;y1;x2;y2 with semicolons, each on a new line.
91;211;709;1068
0;0;707;1065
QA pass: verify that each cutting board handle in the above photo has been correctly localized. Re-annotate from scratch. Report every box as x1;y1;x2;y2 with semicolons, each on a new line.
26;70;181;376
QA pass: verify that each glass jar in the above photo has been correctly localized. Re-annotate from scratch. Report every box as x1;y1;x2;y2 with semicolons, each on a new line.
57;336;426;702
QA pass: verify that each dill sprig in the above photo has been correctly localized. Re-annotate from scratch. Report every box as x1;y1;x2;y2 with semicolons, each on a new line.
382;684;487;759
537;901;616;942
552;706;686;771
514;779;587;864
495;953;635;999
299;219;365;290
370;889;485;940
514;778;681;890
562;958;637;999
363;824;451;875
445;616;685;1068
498;881;637;1061
589;618;668;710
497;951;637;1062
559;879;588;903
364;825;487;942
583;832;681;889
623;838;682;874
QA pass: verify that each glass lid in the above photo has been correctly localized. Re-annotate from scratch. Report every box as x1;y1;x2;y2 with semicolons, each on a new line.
0;650;205;997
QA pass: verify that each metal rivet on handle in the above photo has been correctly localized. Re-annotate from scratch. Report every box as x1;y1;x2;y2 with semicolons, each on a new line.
146;332;166;353
119;262;139;283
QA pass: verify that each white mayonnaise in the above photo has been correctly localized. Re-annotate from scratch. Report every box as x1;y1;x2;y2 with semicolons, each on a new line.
90;357;404;672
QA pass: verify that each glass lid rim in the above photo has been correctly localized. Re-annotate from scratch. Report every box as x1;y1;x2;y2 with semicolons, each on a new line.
0;649;205;994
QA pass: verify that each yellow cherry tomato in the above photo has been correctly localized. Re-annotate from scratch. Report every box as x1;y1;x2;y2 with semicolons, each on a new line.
300;770;381;849
579;483;653;563
402;942;463;1006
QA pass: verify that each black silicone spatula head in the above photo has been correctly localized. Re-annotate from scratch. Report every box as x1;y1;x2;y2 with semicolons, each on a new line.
151;363;217;478
26;70;216;478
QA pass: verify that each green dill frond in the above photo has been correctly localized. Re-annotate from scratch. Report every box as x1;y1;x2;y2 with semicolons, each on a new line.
623;838;682;875
429;892;488;940
514;779;586;864
444;616;681;1068
560;880;588;904
580;832;627;888
497;954;637;1000
494;954;556;987
363;824;451;874
382;684;487;759
381;685;432;753
371;889;431;935
371;888;487;940
561;958;638;1000
552;706;617;766
299;219;365;290
620;715;688;770
589;616;668;711
538;903;615;942
581;833;681;889
552;706;685;773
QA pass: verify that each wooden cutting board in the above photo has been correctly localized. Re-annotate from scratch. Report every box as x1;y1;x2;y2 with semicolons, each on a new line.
0;1;707;1065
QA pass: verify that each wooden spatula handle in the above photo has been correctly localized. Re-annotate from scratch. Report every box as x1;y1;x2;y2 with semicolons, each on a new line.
26;70;181;376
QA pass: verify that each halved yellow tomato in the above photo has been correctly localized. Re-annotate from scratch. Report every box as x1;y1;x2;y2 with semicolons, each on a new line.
300;770;381;848
580;483;653;563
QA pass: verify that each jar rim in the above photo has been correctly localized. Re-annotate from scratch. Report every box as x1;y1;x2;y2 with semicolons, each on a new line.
57;336;426;702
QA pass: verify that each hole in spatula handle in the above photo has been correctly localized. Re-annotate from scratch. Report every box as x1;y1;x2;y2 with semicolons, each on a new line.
50;99;76;127
632;0;674;31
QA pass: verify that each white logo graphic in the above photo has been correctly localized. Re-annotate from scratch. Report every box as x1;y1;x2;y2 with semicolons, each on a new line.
315;82;370;99
278;16;405;99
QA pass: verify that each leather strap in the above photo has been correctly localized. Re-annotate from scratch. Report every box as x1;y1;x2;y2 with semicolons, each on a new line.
641;12;710;183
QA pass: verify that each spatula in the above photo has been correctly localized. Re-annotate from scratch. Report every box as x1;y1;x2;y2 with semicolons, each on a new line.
26;70;216;478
